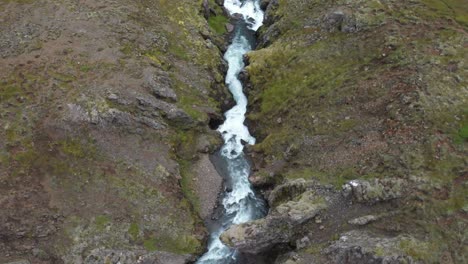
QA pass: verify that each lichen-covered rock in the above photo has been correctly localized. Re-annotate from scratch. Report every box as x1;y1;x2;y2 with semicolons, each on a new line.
221;180;330;254
275;190;327;224
323;230;417;264
348;214;379;226
323;10;359;33
136;96;194;127
220;218;291;254
342;178;407;203
143;69;178;102
268;179;317;208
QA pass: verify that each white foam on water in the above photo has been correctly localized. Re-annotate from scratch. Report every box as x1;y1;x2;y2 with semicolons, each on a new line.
196;1;265;263
224;0;264;30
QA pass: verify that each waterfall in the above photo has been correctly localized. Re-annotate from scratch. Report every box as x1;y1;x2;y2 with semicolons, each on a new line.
196;1;266;263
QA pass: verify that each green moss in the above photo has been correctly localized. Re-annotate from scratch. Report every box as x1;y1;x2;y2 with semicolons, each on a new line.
421;0;468;26
303;243;326;255
208;15;228;34
143;237;158;251
170;43;189;60
143;48;172;70
159;234;202;254
0;83;21;102
179;160;200;214
284;168;325;182
143;234;201;254
128;223;139;240
60;138;90;158
374;246;385;257
458;125;468;139
178;96;207;122
399;238;435;261
1;0;35;3
49;71;76;83
95;215;110;231
79;64;93;72
120;43;133;56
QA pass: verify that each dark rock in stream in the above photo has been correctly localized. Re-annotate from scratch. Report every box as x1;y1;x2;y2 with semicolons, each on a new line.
221;179;331;254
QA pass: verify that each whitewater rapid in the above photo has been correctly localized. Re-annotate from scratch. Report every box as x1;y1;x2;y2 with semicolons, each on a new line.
196;1;266;263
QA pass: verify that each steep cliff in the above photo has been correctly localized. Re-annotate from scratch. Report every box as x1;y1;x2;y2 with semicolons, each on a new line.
224;0;467;263
0;0;229;263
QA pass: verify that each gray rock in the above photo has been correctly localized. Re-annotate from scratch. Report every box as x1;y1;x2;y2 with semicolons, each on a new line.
296;236;311;250
275;190;327;224
348;215;379;226
226;23;234;33
102;108;134;127
32;248;50;260
221;180;329;254
268;178;316;208
342;178;406;203
84;249;193;264
220;217;292;254
323;10;359;33
194;154;223;220
323;230;416;264
143;71;177;102
136;96;193;127
196;132;222;153
136;116;166;130
4;261;30;264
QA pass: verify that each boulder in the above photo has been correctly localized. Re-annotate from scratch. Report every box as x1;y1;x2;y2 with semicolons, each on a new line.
348;214;379;226
268;179;316;208
275;190;327;225
221;180;330;254
323;10;359;33
323;230;416;264
220;217;291;254
136;96;193;127
143;70;178;102
342;178;406;203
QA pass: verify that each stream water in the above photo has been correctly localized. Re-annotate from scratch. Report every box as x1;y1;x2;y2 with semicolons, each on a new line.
196;1;266;263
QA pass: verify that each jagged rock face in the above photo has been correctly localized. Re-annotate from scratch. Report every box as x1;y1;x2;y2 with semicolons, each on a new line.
0;0;229;262
323;230;416;264
243;0;467;262
342;178;407;204
220;178;414;256
143;69;178;102
221;180;332;254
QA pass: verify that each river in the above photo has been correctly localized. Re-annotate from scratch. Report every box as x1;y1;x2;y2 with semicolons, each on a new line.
196;1;266;263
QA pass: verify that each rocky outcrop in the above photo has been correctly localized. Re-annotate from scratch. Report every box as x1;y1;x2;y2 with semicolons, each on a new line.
342;178;407;204
0;0;228;262
84;249;193;264
268;178;315;207
136;96;194;127
244;0;467;262
323;230;416;264
194;154;223;220
220;177;411;256
221;179;332;254
143;69;178;102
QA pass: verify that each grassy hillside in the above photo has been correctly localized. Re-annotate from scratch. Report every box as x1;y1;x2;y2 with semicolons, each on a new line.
247;0;467;262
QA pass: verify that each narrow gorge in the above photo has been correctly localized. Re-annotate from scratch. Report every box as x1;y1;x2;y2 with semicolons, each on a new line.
0;0;466;264
197;1;267;263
